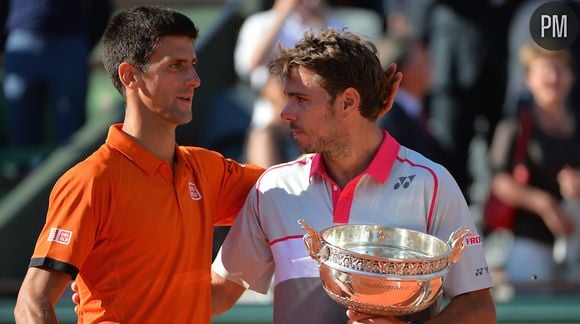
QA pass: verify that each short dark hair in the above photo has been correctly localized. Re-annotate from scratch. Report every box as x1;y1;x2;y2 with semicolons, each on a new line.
269;28;388;121
101;6;199;97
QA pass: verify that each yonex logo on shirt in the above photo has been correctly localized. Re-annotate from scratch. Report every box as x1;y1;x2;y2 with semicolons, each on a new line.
189;182;202;200
393;175;415;189
47;228;72;245
475;266;489;277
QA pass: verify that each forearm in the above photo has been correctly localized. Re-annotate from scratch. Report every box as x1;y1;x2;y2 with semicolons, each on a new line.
14;267;72;324
426;289;496;324
14;292;57;323
244;5;294;73
211;271;245;316
492;172;555;214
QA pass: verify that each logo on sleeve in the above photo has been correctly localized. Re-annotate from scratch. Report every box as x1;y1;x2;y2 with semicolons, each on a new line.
47;228;72;245
464;234;482;246
189;182;202;200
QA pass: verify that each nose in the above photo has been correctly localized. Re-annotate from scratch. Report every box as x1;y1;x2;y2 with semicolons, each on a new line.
187;66;201;89
280;102;296;122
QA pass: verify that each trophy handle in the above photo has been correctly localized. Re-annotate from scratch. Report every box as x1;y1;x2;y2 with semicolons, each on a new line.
298;219;323;263
446;227;472;265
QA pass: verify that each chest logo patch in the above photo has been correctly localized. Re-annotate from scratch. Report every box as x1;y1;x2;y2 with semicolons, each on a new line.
47;228;72;245
394;175;416;190
189;182;202;200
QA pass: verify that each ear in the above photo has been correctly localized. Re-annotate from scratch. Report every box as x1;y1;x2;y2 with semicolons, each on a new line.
340;87;361;113
119;62;139;89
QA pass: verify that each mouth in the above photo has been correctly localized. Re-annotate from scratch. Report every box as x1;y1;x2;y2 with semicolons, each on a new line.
177;96;192;103
289;126;301;134
289;128;305;140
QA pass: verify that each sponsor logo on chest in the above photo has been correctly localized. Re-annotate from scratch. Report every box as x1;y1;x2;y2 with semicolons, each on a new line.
189;181;202;200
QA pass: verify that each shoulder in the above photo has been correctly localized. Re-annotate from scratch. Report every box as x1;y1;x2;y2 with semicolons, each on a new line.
178;146;263;180
54;144;120;193
179;145;224;161
255;154;312;190
395;146;448;177
178;146;243;170
394;146;460;193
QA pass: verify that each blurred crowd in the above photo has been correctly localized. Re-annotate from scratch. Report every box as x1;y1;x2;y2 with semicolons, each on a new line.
0;0;113;189
1;0;580;293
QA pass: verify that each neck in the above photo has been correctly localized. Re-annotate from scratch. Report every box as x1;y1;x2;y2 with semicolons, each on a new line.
122;110;177;165
323;127;383;188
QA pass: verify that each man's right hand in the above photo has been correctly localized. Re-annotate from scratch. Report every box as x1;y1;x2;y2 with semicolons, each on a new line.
71;281;80;315
210;270;246;316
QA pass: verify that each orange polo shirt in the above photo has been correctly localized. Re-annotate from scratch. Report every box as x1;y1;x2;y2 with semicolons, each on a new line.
30;124;263;323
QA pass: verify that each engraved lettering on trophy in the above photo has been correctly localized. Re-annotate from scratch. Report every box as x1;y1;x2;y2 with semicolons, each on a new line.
344;277;411;291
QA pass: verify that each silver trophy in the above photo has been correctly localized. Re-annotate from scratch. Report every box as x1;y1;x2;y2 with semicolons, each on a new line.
298;219;472;316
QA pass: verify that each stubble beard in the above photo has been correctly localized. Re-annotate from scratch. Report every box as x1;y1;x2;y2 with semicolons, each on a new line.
296;111;348;160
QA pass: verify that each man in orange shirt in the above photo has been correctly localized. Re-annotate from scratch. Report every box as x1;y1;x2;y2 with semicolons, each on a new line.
14;6;263;323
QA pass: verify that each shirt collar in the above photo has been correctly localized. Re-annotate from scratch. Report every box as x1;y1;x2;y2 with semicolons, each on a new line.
309;130;400;184
105;124;168;176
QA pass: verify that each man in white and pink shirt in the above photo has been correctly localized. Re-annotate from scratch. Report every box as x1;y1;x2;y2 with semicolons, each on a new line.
211;28;495;324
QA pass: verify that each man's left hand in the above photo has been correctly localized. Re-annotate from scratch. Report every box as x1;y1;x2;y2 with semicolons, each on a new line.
380;63;403;117
347;309;408;324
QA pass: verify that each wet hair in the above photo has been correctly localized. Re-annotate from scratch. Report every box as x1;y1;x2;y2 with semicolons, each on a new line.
520;42;575;74
101;6;199;97
269;28;389;121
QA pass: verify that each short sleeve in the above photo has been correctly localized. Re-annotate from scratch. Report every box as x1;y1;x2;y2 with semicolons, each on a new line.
429;167;493;298
212;188;274;294
212;158;263;226
30;169;103;278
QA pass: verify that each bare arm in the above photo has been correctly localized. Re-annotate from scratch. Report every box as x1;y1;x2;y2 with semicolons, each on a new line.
242;0;301;74
347;288;496;324
427;288;496;323
211;270;246;316
492;172;573;236
14;267;72;323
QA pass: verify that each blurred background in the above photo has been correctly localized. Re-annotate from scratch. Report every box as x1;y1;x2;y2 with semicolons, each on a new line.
1;0;579;323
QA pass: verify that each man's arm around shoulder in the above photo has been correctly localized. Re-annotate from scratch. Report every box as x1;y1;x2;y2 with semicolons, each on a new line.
14;267;72;323
211;270;246;317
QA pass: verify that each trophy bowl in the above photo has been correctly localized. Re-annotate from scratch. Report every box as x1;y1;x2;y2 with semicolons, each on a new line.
298;219;472;316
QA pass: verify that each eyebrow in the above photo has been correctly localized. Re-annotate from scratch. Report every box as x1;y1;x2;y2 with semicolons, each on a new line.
285;91;308;97
169;57;197;64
